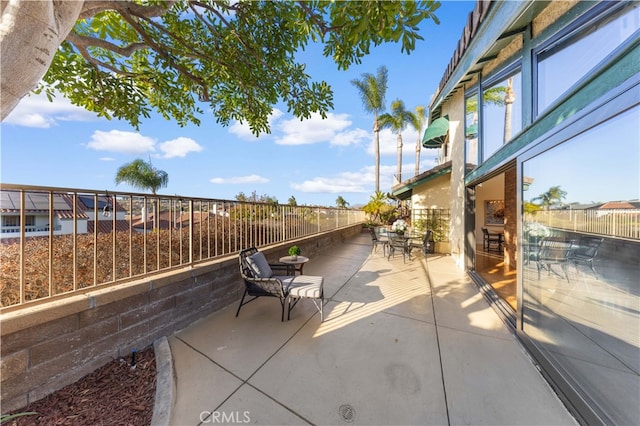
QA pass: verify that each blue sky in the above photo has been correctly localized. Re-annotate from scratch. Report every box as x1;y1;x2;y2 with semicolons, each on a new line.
1;1;476;207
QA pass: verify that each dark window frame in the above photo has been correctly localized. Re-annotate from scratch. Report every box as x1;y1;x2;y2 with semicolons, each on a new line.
533;1;639;117
479;61;523;162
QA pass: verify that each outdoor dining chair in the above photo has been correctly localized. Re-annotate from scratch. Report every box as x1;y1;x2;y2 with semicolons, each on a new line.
368;227;388;256
569;236;604;279
536;237;574;282
482;227;503;252
387;233;411;263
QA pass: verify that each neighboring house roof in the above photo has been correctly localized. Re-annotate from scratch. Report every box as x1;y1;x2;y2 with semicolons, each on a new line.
572;201;640;210
130;210;215;230
76;195;126;216
594;201;639;209
569;203;603;210
0;191;89;220
131;211;178;230
88;220;132;233
1;192;130;230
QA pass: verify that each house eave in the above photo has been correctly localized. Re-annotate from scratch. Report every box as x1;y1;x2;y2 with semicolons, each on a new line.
429;1;548;118
391;161;455;199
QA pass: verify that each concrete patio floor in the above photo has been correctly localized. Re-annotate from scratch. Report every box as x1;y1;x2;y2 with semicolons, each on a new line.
162;231;577;425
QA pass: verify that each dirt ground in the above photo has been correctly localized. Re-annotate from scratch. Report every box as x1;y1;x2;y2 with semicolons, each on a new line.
5;346;156;426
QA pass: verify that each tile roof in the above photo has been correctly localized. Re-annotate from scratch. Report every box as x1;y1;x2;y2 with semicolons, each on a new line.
598;201;637;209
0;191;89;220
130;211;214;229
87;220;132;233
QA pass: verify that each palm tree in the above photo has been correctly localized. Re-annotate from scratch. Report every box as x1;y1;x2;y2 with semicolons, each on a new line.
503;77;515;142
335;196;349;209
363;191;393;224
532;186;567;210
465;87;506;114
115;158;168;195
351;66;388;193
410;105;427;177
379;99;415;184
115;158;168;228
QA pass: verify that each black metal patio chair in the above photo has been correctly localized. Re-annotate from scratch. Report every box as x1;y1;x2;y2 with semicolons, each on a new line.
238;247;325;322
237;247;296;321
536;237;574;282
482;227;503;252
569;236;604;279
368;227;388;256
421;230;433;255
387;233;411;263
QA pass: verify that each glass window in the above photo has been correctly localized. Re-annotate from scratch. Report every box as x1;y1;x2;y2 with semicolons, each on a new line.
25;216;35;227
2;216;19;227
465;92;479;167
521;105;640;425
537;4;640;113
481;70;522;160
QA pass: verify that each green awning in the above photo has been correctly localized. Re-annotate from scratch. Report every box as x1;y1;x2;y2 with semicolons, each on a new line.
465;123;477;139
422;115;449;148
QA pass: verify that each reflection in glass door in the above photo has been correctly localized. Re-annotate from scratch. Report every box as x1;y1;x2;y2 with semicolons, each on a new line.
521;106;639;425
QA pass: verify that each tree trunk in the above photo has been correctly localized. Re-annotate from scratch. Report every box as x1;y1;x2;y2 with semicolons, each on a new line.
1;0;84;121
374;116;380;193
503;77;515;143
396;133;403;184
415;136;421;177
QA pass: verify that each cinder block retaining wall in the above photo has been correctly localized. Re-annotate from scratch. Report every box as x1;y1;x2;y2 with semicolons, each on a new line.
0;225;364;412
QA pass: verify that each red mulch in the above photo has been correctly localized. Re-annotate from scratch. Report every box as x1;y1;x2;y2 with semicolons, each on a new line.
6;346;156;426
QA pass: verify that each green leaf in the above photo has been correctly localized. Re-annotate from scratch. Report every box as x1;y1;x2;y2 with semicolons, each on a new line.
37;1;440;133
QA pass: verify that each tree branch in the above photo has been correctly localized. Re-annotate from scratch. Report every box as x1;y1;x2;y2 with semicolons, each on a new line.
79;1;177;20
66;31;147;57
190;1;235;30
116;7;206;89
65;38;138;78
295;1;344;36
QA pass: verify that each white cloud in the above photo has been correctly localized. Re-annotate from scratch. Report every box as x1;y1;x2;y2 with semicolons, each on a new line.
210;174;269;184
291;169;375;194
292;177;368;193
289;152;439;198
86;131;203;159
373;127;421;156
275;112;353;146
99;157;116;161
230;110;369;148
86;130;156;154
229;109;284;141
158;137;203;158
4;113;55;128
3;91;97;128
330;128;370;147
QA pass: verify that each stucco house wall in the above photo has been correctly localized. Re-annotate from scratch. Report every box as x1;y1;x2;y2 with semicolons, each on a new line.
410;173;451;210
439;90;466;267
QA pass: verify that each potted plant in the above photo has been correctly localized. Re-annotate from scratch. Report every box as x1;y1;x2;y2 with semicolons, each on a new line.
288;245;301;260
